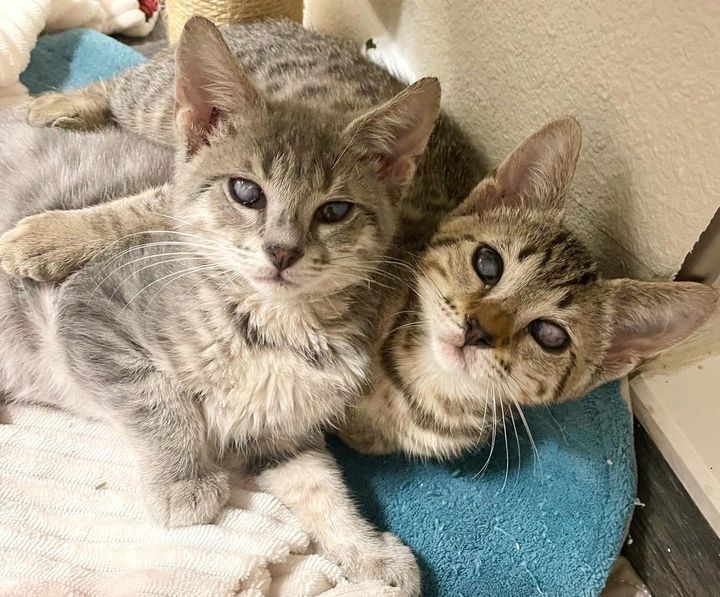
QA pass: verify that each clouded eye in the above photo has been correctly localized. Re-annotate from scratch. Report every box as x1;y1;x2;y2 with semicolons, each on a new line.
228;178;266;209
316;201;354;223
528;319;569;351
473;245;503;286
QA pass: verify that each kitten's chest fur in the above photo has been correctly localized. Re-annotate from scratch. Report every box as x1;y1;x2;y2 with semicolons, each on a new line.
177;289;369;459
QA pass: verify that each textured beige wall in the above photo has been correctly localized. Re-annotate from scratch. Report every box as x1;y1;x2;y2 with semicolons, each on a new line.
305;0;720;280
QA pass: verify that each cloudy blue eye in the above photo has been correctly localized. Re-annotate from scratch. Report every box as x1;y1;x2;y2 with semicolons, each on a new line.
316;201;353;223
473;245;503;286
528;319;569;351
228;178;266;209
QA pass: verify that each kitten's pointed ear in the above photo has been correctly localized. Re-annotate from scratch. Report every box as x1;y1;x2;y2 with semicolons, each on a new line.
175;16;263;156
600;279;718;379
344;77;441;191
457;117;582;215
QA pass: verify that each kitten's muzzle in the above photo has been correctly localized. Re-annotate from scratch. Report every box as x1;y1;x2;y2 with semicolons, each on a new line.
265;244;304;272
463;317;495;348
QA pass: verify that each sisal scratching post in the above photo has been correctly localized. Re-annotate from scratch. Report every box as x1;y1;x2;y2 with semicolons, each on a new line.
165;0;303;43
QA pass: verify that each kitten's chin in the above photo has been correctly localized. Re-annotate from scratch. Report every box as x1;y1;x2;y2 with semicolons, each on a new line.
243;266;362;300
247;272;338;300
240;274;304;301
251;275;300;291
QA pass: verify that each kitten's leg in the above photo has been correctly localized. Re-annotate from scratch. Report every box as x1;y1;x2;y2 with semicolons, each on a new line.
0;186;170;282
94;370;229;526
256;446;420;595
27;50;176;144
27;82;111;131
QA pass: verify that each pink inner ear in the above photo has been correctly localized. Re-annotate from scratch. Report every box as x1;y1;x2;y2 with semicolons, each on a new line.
175;71;216;156
601;280;718;379
175;105;212;156
375;151;412;187
349;77;440;190
373;123;432;188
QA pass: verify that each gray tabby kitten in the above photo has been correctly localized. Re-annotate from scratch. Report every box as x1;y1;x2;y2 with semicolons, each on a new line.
0;16;479;593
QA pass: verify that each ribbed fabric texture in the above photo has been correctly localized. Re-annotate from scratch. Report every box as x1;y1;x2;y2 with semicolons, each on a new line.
0;403;400;597
0;0;51;105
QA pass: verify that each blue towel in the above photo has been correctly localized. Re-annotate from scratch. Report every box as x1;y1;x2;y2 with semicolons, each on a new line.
20;29;145;94
331;382;635;596
22;29;636;597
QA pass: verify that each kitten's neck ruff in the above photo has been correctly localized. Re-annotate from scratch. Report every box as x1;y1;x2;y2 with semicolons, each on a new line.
166;265;371;461
209;274;374;369
228;278;353;323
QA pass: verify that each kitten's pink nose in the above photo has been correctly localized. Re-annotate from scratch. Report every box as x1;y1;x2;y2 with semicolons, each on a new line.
464;317;495;348
265;245;304;272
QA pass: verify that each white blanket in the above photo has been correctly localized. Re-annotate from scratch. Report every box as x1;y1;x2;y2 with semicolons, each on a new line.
0;403;397;596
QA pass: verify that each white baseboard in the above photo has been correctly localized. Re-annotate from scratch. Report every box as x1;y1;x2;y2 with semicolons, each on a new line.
630;352;720;536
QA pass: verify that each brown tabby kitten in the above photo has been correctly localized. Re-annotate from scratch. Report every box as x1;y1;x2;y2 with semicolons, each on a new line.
340;118;718;458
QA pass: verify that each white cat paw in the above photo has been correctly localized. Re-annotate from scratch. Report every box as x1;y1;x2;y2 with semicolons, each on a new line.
332;532;421;596
146;468;231;527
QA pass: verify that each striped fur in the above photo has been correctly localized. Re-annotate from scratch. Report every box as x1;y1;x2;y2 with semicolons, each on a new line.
9;22;717;496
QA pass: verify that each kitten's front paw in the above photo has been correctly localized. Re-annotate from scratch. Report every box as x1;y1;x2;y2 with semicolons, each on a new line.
0;212;92;282
146;468;231;527
332;532;421;596
27;90;107;130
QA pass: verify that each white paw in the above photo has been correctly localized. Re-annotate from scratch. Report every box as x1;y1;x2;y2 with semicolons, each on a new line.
145;468;230;527
333;532;421;596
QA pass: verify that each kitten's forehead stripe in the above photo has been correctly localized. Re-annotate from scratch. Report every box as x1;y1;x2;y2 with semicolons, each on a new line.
320;165;335;194
517;245;538;261
556;270;598;287
557;291;575;309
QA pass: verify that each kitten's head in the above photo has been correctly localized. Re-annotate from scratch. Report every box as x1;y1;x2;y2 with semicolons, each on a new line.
416;117;717;405
170;17;440;299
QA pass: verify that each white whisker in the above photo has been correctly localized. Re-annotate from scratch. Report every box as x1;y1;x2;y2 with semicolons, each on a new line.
119;264;221;314
499;399;509;492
